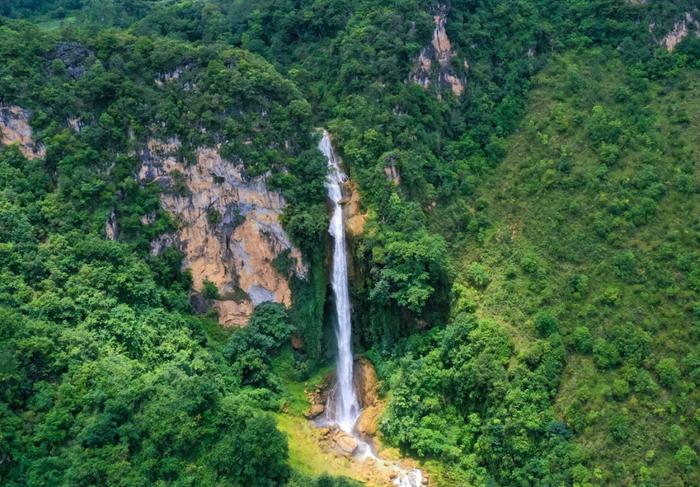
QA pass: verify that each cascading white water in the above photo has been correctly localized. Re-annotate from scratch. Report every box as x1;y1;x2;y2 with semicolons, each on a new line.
319;131;423;487
320;130;360;433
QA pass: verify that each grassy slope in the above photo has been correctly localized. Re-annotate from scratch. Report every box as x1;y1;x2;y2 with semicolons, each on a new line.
457;49;700;485
272;349;449;485
271;349;370;482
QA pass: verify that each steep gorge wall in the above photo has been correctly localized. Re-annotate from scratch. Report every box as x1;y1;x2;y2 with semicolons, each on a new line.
139;138;306;327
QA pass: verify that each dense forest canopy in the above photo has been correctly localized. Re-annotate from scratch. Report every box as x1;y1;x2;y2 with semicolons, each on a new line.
1;0;700;486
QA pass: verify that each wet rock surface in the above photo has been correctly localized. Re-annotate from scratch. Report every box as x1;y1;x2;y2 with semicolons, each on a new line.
331;427;359;456
354;356;379;408
305;373;333;419
311;357;428;485
105;209;119;240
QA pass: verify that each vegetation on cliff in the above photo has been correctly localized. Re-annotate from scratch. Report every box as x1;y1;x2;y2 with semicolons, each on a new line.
2;0;700;486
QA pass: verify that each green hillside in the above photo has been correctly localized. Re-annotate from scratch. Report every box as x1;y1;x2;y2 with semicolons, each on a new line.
370;48;700;485
2;1;700;486
464;50;700;484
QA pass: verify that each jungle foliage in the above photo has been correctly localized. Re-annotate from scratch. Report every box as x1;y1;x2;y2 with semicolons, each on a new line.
2;0;700;486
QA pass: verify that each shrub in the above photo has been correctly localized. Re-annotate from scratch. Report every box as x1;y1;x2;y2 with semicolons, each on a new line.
655;357;681;388
534;311;559;337
612;251;637;283
568;274;589;299
593;338;621;369
599;143;621;165
609;410;631;441
600;286;621;305
611;378;629;400
520;252;542;275
572;326;593;353
207;208;222;226
466;262;491;289
203;279;220;300
674;445;697;470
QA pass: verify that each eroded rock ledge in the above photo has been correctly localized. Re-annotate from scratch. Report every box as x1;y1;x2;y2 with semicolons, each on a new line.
139;138;306;327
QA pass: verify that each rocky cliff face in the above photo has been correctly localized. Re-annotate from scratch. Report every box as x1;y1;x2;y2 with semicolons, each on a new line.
655;12;700;51
139;138;306;327
0;106;45;159
410;5;467;98
353;357;383;439
344;179;367;238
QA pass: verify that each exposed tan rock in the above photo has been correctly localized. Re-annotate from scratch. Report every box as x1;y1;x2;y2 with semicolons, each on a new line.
291;334;304;350
105;209;119;240
412;51;433;89
67;117;82;132
354;356;379;408
344;180;367;236
305;403;325;419
410;5;467;98
332;428;358;456
383;163;401;186
431;13;453;64
155;67;183;86
140;211;156;225
660;12;700;51
0;106;45;159
356;403;382;437
138;138;306;327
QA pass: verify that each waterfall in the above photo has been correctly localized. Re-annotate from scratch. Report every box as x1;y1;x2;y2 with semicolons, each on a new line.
320;130;360;433
318;131;423;487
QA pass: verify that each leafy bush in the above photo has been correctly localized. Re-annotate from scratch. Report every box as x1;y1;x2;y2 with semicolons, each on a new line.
534;311;559;337
224;303;293;387
594;338;621;370
572;326;593;353
203;279;220;300
465;262;491;289
655;358;681;388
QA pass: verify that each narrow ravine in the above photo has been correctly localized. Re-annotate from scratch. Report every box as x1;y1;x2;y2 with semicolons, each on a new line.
319;131;424;487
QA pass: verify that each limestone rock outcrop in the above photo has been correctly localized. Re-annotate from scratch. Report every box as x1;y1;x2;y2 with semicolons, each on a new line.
105;209;119;241
344;180;367;237
410;4;467;98
332;428;359;456
54;41;92;79
354;356;379;408
353;357;384;439
656;12;700;51
138;138;306;327
0;106;45;159
356;404;382;438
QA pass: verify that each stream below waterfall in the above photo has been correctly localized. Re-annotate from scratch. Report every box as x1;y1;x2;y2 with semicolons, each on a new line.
319;131;424;487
